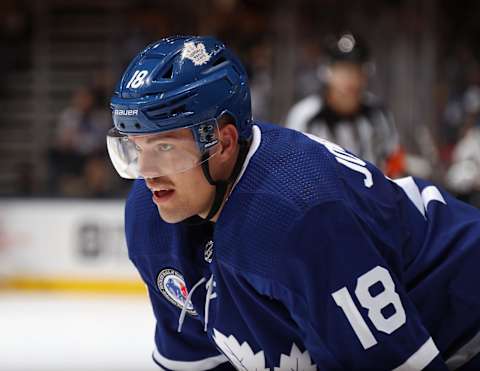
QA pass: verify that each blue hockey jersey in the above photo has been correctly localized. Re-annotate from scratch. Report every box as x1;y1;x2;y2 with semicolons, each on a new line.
125;123;480;370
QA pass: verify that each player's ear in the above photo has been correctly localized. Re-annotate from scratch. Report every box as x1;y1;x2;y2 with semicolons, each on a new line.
218;123;238;161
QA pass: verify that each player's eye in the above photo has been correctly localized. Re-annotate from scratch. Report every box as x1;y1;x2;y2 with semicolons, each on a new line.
132;142;142;152
157;143;174;152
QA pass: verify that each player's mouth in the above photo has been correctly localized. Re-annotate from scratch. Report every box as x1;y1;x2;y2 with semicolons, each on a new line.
152;188;175;204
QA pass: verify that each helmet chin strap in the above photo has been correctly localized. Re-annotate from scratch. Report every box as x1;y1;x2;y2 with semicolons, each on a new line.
199;139;249;223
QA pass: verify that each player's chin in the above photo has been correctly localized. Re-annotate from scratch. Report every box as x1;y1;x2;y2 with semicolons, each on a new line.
156;207;194;224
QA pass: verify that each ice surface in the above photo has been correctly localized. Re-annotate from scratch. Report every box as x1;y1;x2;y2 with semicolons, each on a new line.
0;292;160;371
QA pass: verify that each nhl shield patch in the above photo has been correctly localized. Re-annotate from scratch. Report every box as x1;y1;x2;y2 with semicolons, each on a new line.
157;268;197;316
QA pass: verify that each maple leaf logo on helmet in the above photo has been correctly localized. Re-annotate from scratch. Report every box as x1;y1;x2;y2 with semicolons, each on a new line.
181;41;211;66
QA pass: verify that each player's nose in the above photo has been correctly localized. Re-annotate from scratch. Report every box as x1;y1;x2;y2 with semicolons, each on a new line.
137;152;162;179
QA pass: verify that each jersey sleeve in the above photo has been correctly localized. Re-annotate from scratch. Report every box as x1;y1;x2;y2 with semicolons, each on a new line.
131;256;233;371
274;201;448;371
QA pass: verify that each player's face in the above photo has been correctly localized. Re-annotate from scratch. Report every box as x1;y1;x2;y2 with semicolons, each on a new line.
138;129;216;223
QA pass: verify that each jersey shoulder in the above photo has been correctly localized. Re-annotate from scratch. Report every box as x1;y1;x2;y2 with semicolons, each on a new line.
216;125;348;276
216;124;405;281
239;123;344;210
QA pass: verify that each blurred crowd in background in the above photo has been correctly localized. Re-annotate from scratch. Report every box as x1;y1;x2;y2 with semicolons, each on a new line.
2;0;480;206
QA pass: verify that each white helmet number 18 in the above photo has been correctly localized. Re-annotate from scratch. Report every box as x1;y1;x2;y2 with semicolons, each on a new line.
126;70;149;89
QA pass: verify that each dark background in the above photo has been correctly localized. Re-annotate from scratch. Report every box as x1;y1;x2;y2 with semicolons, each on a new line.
1;0;478;197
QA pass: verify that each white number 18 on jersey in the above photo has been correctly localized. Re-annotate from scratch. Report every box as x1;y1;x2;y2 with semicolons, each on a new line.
331;266;406;349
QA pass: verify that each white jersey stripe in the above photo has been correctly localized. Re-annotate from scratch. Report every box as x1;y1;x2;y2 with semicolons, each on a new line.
231;125;261;191
392;337;439;371
421;186;446;209
392;177;426;218
393;177;447;219
153;348;228;370
446;330;480;370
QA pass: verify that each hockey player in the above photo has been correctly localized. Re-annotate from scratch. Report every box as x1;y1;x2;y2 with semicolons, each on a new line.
285;33;405;178
107;36;480;370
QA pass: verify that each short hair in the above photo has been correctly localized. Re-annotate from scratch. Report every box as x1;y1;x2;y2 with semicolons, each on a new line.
217;112;236;127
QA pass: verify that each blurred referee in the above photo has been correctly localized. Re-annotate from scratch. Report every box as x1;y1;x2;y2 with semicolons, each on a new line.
286;32;405;178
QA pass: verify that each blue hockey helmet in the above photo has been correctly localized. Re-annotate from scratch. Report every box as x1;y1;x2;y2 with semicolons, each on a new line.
110;35;252;138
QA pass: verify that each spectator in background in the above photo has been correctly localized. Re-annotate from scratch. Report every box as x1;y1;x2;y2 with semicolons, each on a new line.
445;78;480;207
445;122;480;207
441;65;480;157
285;32;405;178
48;87;115;197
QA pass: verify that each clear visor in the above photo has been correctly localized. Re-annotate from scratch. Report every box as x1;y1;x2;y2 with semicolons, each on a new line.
106;121;220;179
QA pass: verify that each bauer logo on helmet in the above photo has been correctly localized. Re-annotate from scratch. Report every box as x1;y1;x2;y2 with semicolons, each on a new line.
114;109;138;116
